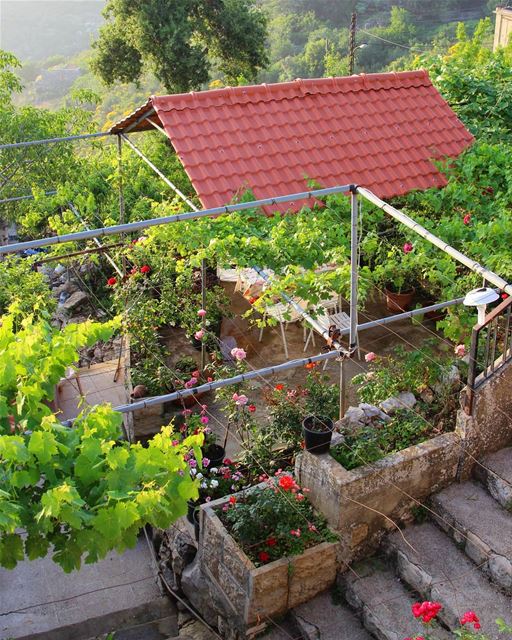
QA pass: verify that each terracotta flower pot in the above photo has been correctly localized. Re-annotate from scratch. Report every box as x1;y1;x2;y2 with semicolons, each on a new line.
385;287;415;313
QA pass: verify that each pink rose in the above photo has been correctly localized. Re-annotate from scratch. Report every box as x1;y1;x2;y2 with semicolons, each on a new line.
197;309;207;317
365;351;377;363
200;415;209;425
463;213;471;225
194;329;205;340
230;347;247;361
403;242;413;253
454;344;466;357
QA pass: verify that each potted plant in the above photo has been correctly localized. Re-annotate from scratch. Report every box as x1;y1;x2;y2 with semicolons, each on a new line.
301;366;339;454
373;244;419;313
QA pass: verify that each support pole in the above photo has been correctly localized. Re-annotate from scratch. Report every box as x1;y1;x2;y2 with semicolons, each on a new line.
349;188;359;352
201;259;207;372
348;11;357;74
120;133;198;211
117;134;126;277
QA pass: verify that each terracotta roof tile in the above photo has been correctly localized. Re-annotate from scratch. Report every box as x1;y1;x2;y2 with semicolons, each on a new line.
110;71;473;211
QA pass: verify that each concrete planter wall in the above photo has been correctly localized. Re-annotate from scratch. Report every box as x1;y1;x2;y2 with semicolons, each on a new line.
198;488;338;635
295;432;463;564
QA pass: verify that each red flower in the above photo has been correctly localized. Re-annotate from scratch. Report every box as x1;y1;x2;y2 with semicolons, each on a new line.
223;458;233;465
266;537;277;547
461;611;480;629
502;293;509;299
207;376;213;382
278;475;295;492
248;404;256;413
248;296;259;305
275;384;284;391
482;186;494;196
412;601;442;624
463;213;471;225
107;277;117;286
258;551;270;563
140;265;151;274
305;362;317;369
229;496;236;505
403;242;413;253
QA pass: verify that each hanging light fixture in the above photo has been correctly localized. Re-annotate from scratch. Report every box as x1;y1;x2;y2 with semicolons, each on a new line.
463;287;499;325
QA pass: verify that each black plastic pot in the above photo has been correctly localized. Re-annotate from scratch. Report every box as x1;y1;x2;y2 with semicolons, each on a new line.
187;499;199;524
302;415;334;455
193;508;200;542
204;444;226;467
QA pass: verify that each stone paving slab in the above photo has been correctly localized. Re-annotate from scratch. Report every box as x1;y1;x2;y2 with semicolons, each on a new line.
431;481;512;591
476;447;512;510
387;522;512;638
293;590;372;640
342;564;452;640
0;539;177;640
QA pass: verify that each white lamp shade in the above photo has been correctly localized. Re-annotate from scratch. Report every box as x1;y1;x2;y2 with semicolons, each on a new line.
463;287;499;307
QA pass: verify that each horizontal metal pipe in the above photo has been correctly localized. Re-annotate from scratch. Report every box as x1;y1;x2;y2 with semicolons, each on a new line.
113;349;344;414
0;184;353;256
0;131;111;150
0;190;57;204
121;133;198;211
357;186;512;296
107;296;463;416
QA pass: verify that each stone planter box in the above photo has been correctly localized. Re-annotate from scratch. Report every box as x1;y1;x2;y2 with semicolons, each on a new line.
295;432;463;564
198;487;338;634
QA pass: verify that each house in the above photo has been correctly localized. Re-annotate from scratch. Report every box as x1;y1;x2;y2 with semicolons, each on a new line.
494;6;512;51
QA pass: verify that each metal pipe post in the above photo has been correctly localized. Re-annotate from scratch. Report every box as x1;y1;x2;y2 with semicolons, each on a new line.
0;131;110;150
349;189;359;352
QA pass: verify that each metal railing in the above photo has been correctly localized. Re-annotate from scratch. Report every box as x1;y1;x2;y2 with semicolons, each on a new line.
464;295;512;415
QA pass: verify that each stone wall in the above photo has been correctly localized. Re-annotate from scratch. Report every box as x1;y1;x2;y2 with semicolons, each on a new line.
295;432;462;564
199;493;338;634
458;357;512;478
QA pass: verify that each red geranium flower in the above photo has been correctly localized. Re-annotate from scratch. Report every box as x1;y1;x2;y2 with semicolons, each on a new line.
305;362;317;369
140;265;151;274
461;611;480;630
278;475;295;491
412;601;442;624
258;551;270;563
248;404;256;413
275;384;284;391
107;277;117;286
229;496;236;505
266;537;277;547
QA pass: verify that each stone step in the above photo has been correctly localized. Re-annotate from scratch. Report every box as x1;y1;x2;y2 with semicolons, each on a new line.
340;561;451;640
292;590;373;640
386;522;512;638
430;480;512;592
257;614;304;639
474;447;512;511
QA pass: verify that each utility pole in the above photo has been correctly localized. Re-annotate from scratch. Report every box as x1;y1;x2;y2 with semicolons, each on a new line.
348;11;357;75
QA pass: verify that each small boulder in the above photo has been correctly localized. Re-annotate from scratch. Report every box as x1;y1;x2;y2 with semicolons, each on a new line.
379;392;416;415
61;290;89;312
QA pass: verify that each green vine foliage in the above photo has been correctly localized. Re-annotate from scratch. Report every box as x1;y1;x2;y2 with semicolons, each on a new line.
0;312;201;571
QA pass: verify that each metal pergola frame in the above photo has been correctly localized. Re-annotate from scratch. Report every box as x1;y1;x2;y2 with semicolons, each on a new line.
2;127;510;418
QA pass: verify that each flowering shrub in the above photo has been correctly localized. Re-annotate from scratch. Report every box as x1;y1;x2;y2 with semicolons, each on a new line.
194;459;247;503
219;471;336;566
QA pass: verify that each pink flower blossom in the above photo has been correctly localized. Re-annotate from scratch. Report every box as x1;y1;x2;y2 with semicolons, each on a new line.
184;377;198;389
403;242;413;253
230;347;247;361
194;329;205;340
290;528;301;537
232;393;248;406
182;409;192;416
454;344;466;357
202;457;210;467
197;309;207;317
463;213;471;225
188;459;197;468
365;351;377;363
200;415;209;425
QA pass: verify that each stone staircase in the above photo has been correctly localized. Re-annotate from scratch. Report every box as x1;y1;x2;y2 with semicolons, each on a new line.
285;447;512;640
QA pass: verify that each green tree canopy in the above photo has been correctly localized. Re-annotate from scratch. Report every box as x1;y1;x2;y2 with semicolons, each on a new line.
91;0;269;92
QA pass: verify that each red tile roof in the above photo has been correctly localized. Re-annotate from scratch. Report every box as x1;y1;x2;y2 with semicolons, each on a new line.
111;71;473;211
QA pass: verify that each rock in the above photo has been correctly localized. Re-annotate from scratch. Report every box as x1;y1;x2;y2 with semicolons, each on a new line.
339;406;365;431
379;392;416;415
433;365;460;394
181;559;219;627
178;619;219;640
61;290;89;312
359;403;391;422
